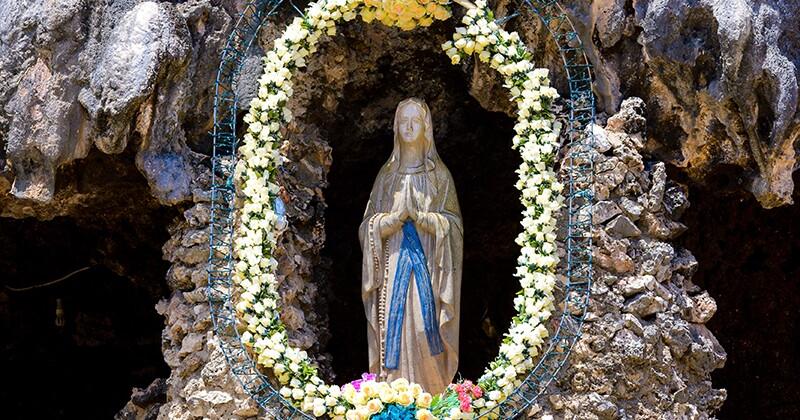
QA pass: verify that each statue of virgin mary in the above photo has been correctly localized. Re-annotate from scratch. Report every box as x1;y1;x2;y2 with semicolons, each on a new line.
358;97;463;394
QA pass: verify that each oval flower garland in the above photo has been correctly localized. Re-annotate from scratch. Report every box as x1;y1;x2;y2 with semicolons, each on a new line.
231;0;563;418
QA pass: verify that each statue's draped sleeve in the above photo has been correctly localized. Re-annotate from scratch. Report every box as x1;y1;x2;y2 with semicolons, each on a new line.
418;167;463;377
359;171;387;354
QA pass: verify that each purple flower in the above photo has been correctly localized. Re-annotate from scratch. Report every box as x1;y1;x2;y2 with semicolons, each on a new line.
350;372;377;391
351;379;363;391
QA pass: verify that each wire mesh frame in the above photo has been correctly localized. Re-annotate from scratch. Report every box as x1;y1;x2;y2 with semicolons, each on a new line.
475;0;594;418
206;0;594;418
207;0;311;417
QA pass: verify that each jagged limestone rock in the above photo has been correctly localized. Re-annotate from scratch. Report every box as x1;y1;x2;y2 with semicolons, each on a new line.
483;1;800;208
535;98;726;419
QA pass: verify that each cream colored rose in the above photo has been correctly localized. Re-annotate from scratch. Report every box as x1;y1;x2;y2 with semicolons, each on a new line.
356;405;371;418
342;384;357;403
375;381;392;395
409;383;423;398
353;391;368;406
291;388;304;400
390;378;410;391
366;398;384;415
378;386;396;404
415;392;433;409
415;409;435;420
396;391;414;406
361;382;378;398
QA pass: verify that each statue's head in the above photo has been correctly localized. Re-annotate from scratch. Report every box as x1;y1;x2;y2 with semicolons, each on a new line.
396;100;427;146
392;97;435;154
384;97;442;179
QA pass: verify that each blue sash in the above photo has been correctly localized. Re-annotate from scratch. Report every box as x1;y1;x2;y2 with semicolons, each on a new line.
384;220;444;370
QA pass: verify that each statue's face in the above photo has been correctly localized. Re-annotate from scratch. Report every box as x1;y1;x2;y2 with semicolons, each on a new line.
397;103;425;145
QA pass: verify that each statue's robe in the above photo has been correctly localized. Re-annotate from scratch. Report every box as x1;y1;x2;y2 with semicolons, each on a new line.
359;161;463;394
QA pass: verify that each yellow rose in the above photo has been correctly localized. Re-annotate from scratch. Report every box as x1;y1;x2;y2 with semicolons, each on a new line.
360;8;376;23
390;378;409;390
396;390;414;406
415;409;435;420
409;383;423;398
379;15;395;27
353;391;368;406
415;392;433;409
361;382;377;398
432;5;450;20
397;18;417;31
378;386;396;404
409;4;426;18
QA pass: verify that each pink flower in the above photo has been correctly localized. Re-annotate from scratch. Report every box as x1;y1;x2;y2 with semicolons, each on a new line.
471;385;483;399
460;399;472;412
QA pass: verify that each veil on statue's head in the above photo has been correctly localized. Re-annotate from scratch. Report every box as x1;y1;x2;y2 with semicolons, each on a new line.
380;97;442;192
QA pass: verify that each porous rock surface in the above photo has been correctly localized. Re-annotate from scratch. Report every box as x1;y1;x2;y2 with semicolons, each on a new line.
529;98;726;420
491;0;800;208
2;1;797;209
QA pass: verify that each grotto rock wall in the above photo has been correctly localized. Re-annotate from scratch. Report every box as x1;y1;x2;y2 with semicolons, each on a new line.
2;1;798;210
487;0;800;208
532;98;726;419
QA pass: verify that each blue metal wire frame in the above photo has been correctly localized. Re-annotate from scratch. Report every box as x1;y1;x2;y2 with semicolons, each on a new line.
206;0;594;418
207;1;311;417
475;2;595;418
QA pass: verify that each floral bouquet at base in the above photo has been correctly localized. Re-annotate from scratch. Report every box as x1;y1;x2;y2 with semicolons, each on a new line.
340;374;437;419
429;380;484;419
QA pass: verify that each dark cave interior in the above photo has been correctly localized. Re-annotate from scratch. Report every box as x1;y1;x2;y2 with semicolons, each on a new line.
673;167;800;419
0;150;175;419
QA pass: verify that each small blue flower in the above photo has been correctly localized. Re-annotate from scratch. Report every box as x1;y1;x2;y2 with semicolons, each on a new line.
371;403;417;419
